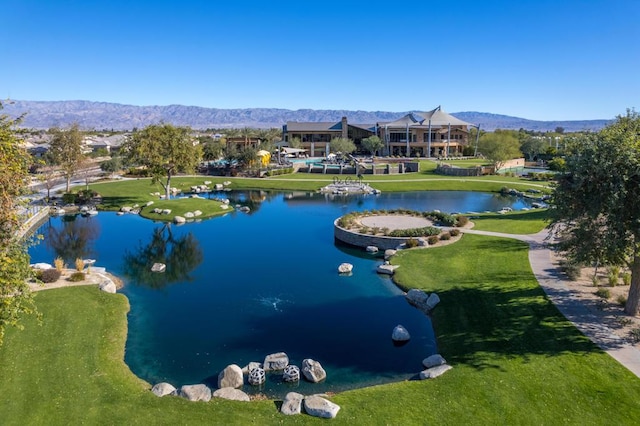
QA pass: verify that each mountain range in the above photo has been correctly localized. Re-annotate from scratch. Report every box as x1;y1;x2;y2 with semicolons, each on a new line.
2;100;612;132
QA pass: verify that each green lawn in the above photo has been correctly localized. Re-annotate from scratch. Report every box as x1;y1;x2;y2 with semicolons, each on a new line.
470;209;550;234
2;235;639;424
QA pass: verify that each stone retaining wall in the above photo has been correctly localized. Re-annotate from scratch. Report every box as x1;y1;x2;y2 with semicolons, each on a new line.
17;206;50;240
334;219;410;250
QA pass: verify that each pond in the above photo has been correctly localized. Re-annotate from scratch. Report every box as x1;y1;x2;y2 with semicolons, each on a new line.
29;190;537;397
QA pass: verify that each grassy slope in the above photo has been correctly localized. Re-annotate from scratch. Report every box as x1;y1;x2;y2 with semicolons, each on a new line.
2;236;639;424
470;209;550;234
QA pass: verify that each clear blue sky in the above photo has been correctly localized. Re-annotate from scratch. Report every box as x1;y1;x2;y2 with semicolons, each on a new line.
2;0;638;120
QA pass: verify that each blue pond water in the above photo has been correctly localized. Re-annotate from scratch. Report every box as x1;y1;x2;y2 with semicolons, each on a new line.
29;190;536;397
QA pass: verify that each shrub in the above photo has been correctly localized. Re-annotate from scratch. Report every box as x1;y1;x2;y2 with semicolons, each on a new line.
41;268;62;283
427;236;439;245
559;260;581;280
630;328;640;343
591;275;600;287
456;215;469;227
62;192;77;205
449;229;460;237
54;257;65;272
68;272;86;282
75;258;84;272
595;287;611;299
622;272;631;286
440;232;451;241
616;294;627;307
405;238;419;248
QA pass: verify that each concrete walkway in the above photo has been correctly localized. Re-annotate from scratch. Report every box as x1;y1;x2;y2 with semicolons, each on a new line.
462;228;640;378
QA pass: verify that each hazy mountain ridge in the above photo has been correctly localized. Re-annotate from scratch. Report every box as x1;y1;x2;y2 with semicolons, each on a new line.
2;100;612;132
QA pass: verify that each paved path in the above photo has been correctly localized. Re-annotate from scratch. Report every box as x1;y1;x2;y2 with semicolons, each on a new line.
462;228;640;378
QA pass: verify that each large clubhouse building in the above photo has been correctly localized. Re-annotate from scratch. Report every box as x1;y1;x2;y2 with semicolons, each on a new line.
282;106;473;157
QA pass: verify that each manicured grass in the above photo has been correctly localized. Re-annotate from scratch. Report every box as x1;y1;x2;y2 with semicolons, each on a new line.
139;198;231;221
436;159;490;168
2;236;639;424
470;209;550;234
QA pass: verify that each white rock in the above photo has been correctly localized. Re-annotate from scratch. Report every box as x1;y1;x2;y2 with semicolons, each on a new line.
338;263;353;273
423;354;447;369
173;216;186;224
204;181;212;185
193;210;202;216
151;263;166;273
281;392;304;415
426;292;440;310
302;359;326;383
184;211;195;218
377;264;398;275
384;249;397;260
146;201;154;206
419;364;452;379
212;387;250;402
162;209;171;215
151;382;177;397
218;364;244;389
220;204;229;209
32;263;53;270
99;281;116;294
366;246;379;253
391;325;411;342
264;352;289;371
303;395;340;419
215;183;224;190
242;361;262;374
179;384;211;401
120;206;132;212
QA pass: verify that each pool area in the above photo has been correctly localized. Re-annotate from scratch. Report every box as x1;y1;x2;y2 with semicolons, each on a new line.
29;190;539;397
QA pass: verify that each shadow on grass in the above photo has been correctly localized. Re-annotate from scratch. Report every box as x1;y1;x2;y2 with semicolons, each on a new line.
97;195;145;209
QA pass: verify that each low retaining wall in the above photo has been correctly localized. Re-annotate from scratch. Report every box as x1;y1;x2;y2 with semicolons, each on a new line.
17;206;50;240
334;220;410;250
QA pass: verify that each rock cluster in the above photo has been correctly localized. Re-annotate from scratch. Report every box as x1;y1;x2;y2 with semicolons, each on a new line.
280;392;341;419
405;289;440;314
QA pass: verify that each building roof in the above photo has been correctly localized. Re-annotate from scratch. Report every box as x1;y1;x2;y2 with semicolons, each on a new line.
379;106;472;128
286;122;343;132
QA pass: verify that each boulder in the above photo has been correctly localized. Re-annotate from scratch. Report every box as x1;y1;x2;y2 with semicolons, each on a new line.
377;264;398;275
184;211;195;218
283;365;300;382
223;181;232;186
405;289;430;311
204;180;212;185
338;263;353;274
120;206;132;212
32;262;53;270
215;183;224;190
161;209;171;215
280;392;304;415
384;249;397;260
419;364;452;380
418;238;428;247
391;325;411;342
99;280;116;294
302;359;326;383
264;352;289;371
239;206;250;213
173;216;186;224
303;395;340;419
366;246;379;253
146;201;154;206
220;204;229;210
248;367;266;385
152;208;162;214
151;263;166;273
151;382;177;397
423;354;447;369
426;293;440;310
193;210;202;217
217;364;244;389
242;361;262;374
212;387;250;402
179;384;211;401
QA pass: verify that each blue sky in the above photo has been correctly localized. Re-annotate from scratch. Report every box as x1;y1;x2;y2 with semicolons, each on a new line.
1;0;638;120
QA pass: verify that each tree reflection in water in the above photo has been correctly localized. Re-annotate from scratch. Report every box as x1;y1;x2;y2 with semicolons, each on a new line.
122;224;203;289
45;215;100;264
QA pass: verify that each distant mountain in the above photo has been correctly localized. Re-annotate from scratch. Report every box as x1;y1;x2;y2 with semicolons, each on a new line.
2;100;612;132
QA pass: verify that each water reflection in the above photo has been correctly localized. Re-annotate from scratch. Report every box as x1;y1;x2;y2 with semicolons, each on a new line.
45;215;100;263
122;224;203;289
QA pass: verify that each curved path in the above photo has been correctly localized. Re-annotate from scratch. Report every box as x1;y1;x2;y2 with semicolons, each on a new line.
462;228;640;378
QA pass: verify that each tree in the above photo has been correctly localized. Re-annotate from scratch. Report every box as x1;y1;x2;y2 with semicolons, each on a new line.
520;136;547;161
100;156;123;175
549;110;640;315
361;135;384;156
0;103;38;345
329;137;356;155
123;124;202;200
49;124;85;193
476;131;522;171
289;136;302;149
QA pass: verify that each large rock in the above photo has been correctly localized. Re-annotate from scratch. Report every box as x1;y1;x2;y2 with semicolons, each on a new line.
303;395;340;419
151;263;166;273
423;354;447;369
264;352;289;371
384;249;397;260
377;264;399;275
281;392;304;415
173;215;186;224
218;364;244;389
212;387;250;402
419;364;453;380
32;262;53;270
179;384;211;401
366;245;379;253
99;280;116;294
151;382;177;397
391;325;411;342
242;361;262;374
338;263;353;274
426;292;440;310
302;359;326;383
405;289;434;313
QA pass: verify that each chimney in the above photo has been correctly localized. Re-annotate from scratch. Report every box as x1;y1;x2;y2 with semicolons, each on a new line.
341;116;348;139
